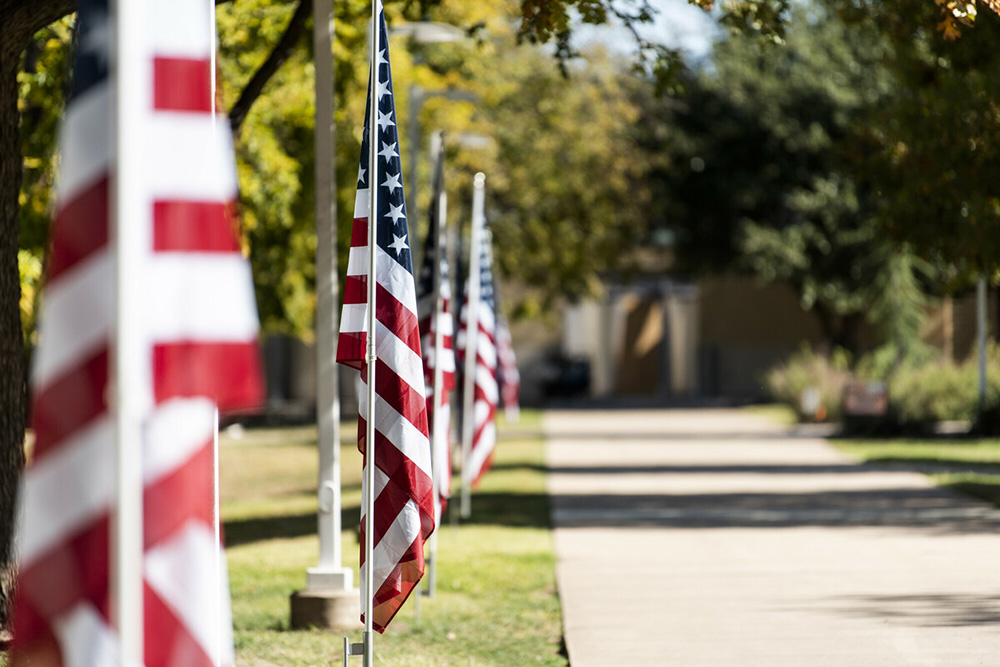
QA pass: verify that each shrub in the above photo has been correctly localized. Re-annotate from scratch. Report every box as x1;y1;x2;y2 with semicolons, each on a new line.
765;344;851;422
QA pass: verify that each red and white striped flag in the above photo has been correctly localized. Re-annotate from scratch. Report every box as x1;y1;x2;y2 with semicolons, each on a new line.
458;230;499;488
336;1;435;634
496;314;520;424
416;149;455;520
12;1;263;665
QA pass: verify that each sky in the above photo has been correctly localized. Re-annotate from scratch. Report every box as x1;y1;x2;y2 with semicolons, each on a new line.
576;0;721;61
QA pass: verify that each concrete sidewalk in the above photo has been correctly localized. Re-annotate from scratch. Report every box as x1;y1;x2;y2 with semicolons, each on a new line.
545;409;1000;666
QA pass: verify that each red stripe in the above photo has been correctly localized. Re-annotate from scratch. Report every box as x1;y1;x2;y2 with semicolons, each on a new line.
144;440;214;549
343;274;368;305
48;176;109;282
351;215;368;247
337;331;366;369
145;584;214;667
153;57;213;113
365;536;424;633
372;359;429;441
11;515;110;648
356;414;434;513
153;341;263;412
153;200;241;252
375;284;421;355
31;347;108;461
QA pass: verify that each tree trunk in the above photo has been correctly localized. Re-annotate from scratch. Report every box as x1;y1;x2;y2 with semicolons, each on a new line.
0;0;74;628
0;30;26;632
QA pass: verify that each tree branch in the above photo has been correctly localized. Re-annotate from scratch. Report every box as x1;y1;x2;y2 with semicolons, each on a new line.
228;0;312;134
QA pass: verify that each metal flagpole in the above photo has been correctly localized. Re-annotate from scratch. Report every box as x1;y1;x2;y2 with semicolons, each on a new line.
112;0;147;662
363;1;380;663
427;133;447;596
460;173;486;518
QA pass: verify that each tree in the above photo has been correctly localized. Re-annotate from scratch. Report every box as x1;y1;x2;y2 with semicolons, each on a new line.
639;5;928;354
0;0;73;627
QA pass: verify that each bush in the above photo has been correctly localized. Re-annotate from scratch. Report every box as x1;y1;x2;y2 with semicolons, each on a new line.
767;341;1000;434
765;344;851;422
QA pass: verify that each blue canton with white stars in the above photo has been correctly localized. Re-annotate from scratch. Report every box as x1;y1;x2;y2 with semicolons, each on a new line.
357;8;414;277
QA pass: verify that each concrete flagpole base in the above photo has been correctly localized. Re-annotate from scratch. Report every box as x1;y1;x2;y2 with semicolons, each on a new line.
290;569;361;630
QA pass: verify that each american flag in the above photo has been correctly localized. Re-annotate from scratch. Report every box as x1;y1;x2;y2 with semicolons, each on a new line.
336;1;435;634
458;228;499;488
12;1;263;664
416;147;455;520
496;314;521;424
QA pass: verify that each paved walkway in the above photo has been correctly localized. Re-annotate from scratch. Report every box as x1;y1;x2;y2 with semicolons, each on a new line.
545;409;1000;666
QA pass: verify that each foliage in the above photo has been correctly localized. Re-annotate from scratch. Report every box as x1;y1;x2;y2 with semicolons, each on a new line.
17;17;74;349
640;5;931;352
824;0;1000;282
765;343;851;422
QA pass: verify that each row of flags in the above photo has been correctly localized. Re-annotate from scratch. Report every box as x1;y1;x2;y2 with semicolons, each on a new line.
10;0;519;663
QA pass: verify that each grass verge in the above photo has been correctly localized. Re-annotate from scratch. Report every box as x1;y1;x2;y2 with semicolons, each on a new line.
221;409;565;666
832;438;1000;507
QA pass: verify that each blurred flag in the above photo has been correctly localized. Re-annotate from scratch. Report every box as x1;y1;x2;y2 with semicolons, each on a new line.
496;314;520;424
12;0;263;665
416;146;455;521
457;229;499;488
336;1;434;634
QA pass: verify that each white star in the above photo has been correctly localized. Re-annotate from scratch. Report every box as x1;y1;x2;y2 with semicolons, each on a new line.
381;172;402;193
357;165;367;184
388;234;409;256
377;76;391;100
377;108;395;131
379;140;399;163
378;48;389;69
386;202;406;224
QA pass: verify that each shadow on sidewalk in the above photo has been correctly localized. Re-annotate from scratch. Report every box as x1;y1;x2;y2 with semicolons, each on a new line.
550;487;1000;535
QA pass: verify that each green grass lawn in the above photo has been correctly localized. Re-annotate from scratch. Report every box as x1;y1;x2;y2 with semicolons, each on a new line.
832;438;1000;507
221;409;565;666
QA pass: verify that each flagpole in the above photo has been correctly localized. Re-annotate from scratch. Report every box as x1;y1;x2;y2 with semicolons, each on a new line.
112;0;147;662
363;1;380;663
461;173;485;518
427;135;447;597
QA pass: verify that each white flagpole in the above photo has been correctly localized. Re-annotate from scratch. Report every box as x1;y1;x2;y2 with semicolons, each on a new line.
112;0;147;662
427;136;447;596
363;1;380;663
460;173;486;519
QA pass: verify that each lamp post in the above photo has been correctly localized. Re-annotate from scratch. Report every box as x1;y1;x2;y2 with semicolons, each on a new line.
290;0;358;630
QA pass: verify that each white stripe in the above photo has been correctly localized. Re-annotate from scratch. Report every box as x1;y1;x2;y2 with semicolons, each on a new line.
354;187;370;218
476;338;498;367
375;248;420;310
358;379;432;476
150;0;212;58
144;398;217;483
31;250;112;392
375;320;425;394
475;366;500;406
347;246;370;276
144;521;226;664
54;603;122;667
477;306;496;332
466;420;495;484
148;112;238;202
340;303;369;335
56;82;111;207
370;498;422;600
18;416;114;565
145;255;259;342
